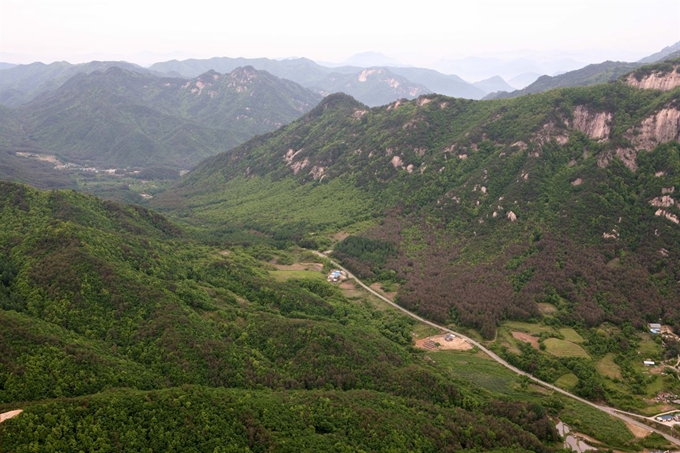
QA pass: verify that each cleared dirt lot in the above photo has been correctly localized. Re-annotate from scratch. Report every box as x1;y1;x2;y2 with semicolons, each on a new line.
415;334;473;351
511;331;540;349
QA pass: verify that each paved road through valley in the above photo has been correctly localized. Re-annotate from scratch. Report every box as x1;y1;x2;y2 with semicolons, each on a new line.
317;251;680;446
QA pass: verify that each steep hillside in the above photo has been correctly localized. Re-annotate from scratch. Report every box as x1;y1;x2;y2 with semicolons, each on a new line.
624;58;680;91
639;40;680;64
486;61;640;99
157;75;680;340
487;55;680;100
3;66;321;170
0;181;561;451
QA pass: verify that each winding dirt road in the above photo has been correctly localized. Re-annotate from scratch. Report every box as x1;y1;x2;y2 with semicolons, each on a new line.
317;252;680;446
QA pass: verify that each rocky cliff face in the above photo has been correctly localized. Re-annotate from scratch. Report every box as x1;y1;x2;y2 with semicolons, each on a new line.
630;107;680;150
625;66;680;91
598;106;680;171
573;105;611;140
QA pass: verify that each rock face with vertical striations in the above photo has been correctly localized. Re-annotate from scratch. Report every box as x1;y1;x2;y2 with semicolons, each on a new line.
624;62;680;91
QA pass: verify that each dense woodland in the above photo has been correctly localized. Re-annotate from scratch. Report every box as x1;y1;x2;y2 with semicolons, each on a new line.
0;182;562;451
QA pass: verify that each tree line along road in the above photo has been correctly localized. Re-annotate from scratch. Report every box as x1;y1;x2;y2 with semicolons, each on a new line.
315;251;680;447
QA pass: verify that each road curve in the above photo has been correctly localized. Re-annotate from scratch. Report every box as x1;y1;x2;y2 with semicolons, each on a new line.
318;252;680;446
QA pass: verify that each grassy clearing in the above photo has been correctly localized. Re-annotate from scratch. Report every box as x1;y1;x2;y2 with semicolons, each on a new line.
596;353;623;379
502;321;553;335
268;269;326;282
536;303;557;315
430;350;538;399
559;327;584;343
645;374;665;397
638;334;664;359
412;323;441;339
497;329;521;354
543;338;590;358
555;373;579;389
560;399;636;448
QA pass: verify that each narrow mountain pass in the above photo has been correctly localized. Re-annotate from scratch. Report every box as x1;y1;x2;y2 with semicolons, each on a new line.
314;251;680;446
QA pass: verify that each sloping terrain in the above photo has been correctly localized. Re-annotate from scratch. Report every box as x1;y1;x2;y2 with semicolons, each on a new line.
1;66;321;170
0;60;154;106
486;61;641;99
0;181;560;451
487;54;680;100
157;60;680;340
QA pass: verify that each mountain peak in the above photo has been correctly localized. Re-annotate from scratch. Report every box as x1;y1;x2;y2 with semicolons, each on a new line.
314;92;367;112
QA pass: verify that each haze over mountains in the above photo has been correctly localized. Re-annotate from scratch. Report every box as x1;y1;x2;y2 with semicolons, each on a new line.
0;41;678;191
0;65;321;181
2;32;680;451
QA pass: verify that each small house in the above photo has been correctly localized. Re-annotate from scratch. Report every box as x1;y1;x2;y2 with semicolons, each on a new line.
644;360;656;366
327;270;347;283
444;333;455;342
656;414;674;422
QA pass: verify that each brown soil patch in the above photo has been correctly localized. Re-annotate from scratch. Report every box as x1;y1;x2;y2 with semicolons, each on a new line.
339;281;356;290
624;421;651;438
512;331;540;349
0;410;22;423
369;283;397;300
274;262;323;272
415;335;473;351
649;366;665;375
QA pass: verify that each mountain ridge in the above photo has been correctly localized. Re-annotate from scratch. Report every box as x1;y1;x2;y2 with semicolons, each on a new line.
156;60;680;340
1;65;322;171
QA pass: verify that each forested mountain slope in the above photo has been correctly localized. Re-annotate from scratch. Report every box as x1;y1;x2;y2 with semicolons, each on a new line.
157;60;680;339
486;54;680;100
0;181;560;451
486;61;641;99
2;66;321;170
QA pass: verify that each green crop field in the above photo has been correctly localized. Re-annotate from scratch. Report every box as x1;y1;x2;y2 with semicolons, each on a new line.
543;338;590;357
555;373;579;389
595;353;623;380
559;328;584;343
502;321;554;335
269;269;327;281
430;350;535;399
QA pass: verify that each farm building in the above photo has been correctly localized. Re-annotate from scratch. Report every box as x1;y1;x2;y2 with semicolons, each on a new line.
649;323;662;333
655;414;676;422
644;360;656;366
444;333;455;341
327;270;347;283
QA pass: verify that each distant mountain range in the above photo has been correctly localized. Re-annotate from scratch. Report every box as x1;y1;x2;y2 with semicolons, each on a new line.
0;66;321;177
0;41;678;186
2;41;678;111
0;60;155;106
149;57;480;105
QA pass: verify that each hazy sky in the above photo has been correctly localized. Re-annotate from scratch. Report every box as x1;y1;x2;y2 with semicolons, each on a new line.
1;0;679;66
